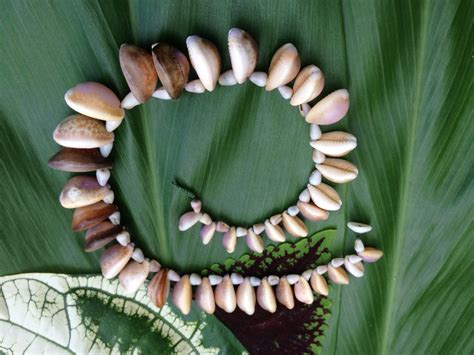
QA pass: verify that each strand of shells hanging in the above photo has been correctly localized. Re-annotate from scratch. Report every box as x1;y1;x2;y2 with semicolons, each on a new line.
48;28;383;314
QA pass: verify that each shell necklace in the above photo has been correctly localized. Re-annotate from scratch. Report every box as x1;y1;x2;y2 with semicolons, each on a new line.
48;28;383;315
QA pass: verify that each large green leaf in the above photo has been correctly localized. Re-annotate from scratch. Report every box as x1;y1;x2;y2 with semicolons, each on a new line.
0;0;472;353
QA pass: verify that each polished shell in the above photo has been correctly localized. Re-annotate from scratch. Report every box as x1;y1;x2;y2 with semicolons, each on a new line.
310;272;329;296
148;268;170;308
228;28;258;83
276;277;295;309
265;43;301;91
245;229;265;253
290;65;324;106
100;243;133;279
306;89;350;125
310;131;357;157
316;158;359;183
214;275;236;313
186;35;221;91
282;212;308;237
264;220;286;242
296;201;329;221
236;278;256;315
59;175;110;208
84;221;123;252
257;278;277;313
48;148;112;172
72;201;117;231
195;277;216;314
119;260;150;293
307;183;342;211
172;275;192;315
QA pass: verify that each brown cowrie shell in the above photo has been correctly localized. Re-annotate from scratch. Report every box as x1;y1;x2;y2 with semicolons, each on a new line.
64;82;125;121
228;28;258;84
72;201;117;231
310;271;329;296
195;277;216;314
186;35;221;92
60;175;110;209
151;43;190;99
236;277;256;315
316;158;359;183
294;276;314;304
245;228;264;253
344;256;365;278
222;227;237;253
172;275;192;315
119;44;158;103
307;183;342;211
306;89;350;125
327;264;349;285
178;211;203;231
358;247;384;263
276;276;295;310
264;219;286;242
296;201;329;221
148;268;170;308
200;222;216;245
214;275;236;313
257;278;277;313
84;221;123;252
53;115;114;149
265;43;301;91
48;148;112;172
100;243;133;279
119;259;150;293
290;65;325;106
310;131;357;157
282;212;308;237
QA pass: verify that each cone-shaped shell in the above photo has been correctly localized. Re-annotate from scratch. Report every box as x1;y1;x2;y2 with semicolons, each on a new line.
53;115;114;149
100;243;133;279
119;44;158;103
186;36;221;92
290;65;324;106
344;257;365;278
200;222;216;245
222;227;237;253
310;131;357;157
48;148;113;172
296;201;329;221
119;260;150;293
245;229;264;253
306;89;350;125
307;183;342;211
264;220;286;242
282;212;308;237
195;277;216;314
310;272;329;296
294;276;314;304
84;221;123;252
257;278;277;313
265;43;301;91
228;28;258;84
152;43;190;99
236;278;256;315
214;275;236;313
72;201;117;231
358;247;384;263
64;82;124;121
172;275;192;315
327;264;349;285
316;158;359;183
148;268;170;308
276;276;295;309
60;175;110;208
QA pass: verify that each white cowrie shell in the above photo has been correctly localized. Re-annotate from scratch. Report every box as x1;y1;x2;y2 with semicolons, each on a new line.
103;190;115;204
344;256;364;278
265;43;301;91
290;65;325;106
152;87;172;100
149;259;161;273
347;221;372;234
185;79;206;93
312;149;326;164
249;71;267;87
294;276;314;304
218;70;238;86
316;158;359;183
268;275;280;286
307;183;342;211
186;35;221;92
167;269;181;282
331;258;345;268
200;222;216;245
298;189;311;203
228;28;258;84
222;227;237;253
190;273;202;286
276;276;294;310
309;170;322;186
96;168;110;186
306;89;350;125
354;238;365;253
109;211;120;225
178;211;202;231
316;265;328;275
310;124;322;140
195;277;216;314
282;212;308;237
106;120;123;132
119;259;150;293
311;131;357;157
287;205;299;216
231;273;244;285
327;264;349;285
209;274;223;285
172;275;192;315
116;231;130;246
250;276;261;287
310;271;329;296
100;143;113;158
257;278;277;313
214;275;236;313
264;219;285;242
131;248;144;263
246;228;265;253
121;92;140;109
236;277;256;315
286;274;299;285
277;85;293;100
236;227;248;237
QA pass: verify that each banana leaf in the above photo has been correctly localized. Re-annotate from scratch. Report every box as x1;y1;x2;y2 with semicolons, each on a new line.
0;0;472;353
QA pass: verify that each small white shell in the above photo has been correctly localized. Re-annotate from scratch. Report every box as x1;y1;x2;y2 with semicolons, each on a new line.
96;168;110;186
302;269;313;281
309;170;322;186
218;70;238;86
316;265;328;275
252;223;265;235
286;274;299;285
299;103;311;117
310;124;322;140
331;258;345;268
312;149;326;164
190;199;202;213
250;276;261;287
185;79;206;93
231;273;244;285
100;143;113;158
199;213;212;225
268;275;280;286
109;211;120;225
277;85;293;100
121;92;140;109
348;254;362;263
347;221;372;234
209;274;223;285
287;205;299;216
236;227;248;237
116;231;130;246
344;256;364;278
152;87;172;100
190;273;202;286
131;248;144;263
167;269;181;282
249;72;267;87
298;189;311;203
106;120;123;132
354;238;365;253
103;190;115;204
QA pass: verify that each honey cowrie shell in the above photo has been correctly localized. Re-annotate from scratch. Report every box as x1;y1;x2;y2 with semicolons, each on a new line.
186;35;221;92
200;222;216;245
148;268;170;308
310;271;329;296
276;276;295;310
264;219;286;242
119;44;158;103
60;175;110;209
222;227;237;253
64;82;124;121
266;43;301;91
100;243;133;279
290;65;325;106
214;275;236;313
316;158;359;183
306;89;350;125
307;183;342;211
151;43;190;99
358;247;384;263
195;277;216;314
119;259;150;293
282;212;308;237
246;228;265;253
344;256;365;278
294;276;314;304
48;148;112;173
296;201;329;221
236;277;256;315
72;201;117;231
310;131;357;157
257;278;277;313
327;264;349;285
172;275;192;315
84;221;123;252
53;115;114;149
228;28;258;84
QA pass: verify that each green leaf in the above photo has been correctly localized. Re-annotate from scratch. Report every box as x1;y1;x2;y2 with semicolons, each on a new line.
203;229;334;354
0;273;245;354
0;0;472;353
